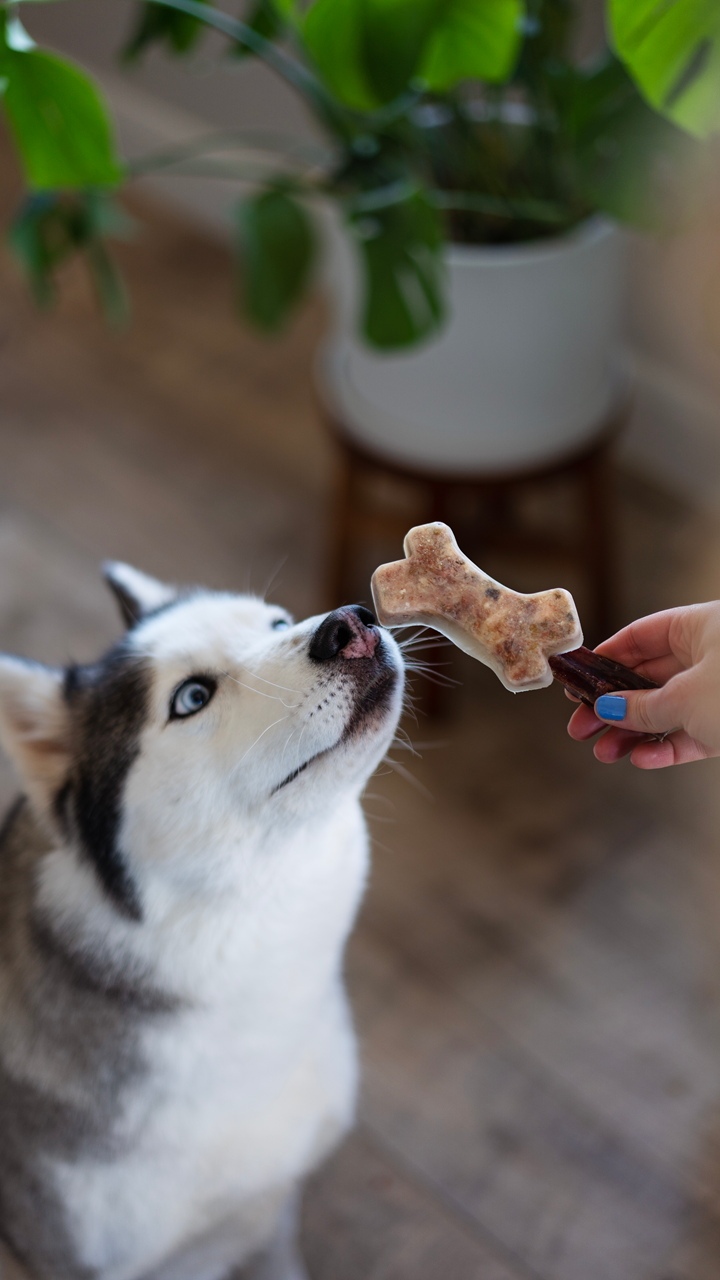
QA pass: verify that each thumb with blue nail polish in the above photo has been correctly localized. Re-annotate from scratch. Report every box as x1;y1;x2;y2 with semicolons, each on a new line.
587;679;691;767
595;695;626;721
594;685;674;738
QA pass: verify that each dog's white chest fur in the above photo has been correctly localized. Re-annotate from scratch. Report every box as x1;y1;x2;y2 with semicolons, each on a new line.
50;801;368;1280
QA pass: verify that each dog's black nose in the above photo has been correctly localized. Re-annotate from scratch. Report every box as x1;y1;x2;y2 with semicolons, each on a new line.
309;605;379;662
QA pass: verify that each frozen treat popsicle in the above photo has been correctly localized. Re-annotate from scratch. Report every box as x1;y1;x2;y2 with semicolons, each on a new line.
371;522;583;693
371;522;660;705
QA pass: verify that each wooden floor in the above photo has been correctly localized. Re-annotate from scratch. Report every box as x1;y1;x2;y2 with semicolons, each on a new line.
3;135;720;1280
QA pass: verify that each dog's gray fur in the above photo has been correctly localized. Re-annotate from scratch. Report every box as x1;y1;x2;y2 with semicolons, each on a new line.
0;796;179;1280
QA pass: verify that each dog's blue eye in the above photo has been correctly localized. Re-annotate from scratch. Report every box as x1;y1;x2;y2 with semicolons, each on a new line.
171;679;215;719
271;618;290;631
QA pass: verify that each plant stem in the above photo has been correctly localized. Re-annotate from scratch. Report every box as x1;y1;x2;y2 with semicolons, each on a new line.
147;0;355;144
126;131;330;179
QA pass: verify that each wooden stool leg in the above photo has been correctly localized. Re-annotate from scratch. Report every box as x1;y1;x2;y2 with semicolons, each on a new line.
582;448;615;646
326;442;355;610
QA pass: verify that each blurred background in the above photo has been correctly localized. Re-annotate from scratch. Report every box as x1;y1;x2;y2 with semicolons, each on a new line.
2;1;720;1275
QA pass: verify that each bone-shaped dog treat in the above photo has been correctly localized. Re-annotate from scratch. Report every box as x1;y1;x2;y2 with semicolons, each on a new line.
371;522;583;692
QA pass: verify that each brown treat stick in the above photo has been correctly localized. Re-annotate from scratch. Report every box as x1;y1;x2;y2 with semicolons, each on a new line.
371;522;583;693
549;647;659;708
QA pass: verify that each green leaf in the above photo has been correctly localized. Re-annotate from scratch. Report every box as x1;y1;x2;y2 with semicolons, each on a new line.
302;0;376;110
359;0;443;103
303;0;443;109
123;0;210;60
347;188;445;348
236;188;316;332
0;40;121;188
609;0;720;138
302;0;523;110
420;0;524;89
569;54;690;229
85;238;130;325
8;190;129;322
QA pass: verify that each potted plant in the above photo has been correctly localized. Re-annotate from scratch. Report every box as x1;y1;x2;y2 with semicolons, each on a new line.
1;0;716;467
319;0;689;471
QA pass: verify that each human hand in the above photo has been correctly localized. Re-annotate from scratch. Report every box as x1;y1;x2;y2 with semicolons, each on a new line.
567;602;720;768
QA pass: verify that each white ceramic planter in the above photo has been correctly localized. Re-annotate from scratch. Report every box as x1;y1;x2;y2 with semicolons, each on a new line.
320;216;625;473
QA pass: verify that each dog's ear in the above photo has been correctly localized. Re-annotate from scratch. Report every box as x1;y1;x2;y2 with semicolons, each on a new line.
103;562;178;628
0;657;70;809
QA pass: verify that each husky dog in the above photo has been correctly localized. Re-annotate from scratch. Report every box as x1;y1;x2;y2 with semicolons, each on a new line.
0;565;404;1280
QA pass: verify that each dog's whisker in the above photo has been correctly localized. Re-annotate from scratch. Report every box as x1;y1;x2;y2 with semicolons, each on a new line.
391;731;416;748
399;648;449;662
397;634;448;649
401;650;451;663
237;666;303;696
403;657;453;670
385;623;438;634
293;714;314;766
396;626;444;636
235;715;290;768
391;726;421;756
399;651;448;664
362;791;396;809
222;672;300;710
260;554;289;603
404;671;457;689
403;659;458;683
278;727;299;775
398;644;448;658
383;756;435;799
400;696;421;726
224;675;297;716
368;833;399;856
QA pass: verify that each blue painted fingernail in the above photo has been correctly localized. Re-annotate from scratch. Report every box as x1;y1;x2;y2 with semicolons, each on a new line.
596;695;627;721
